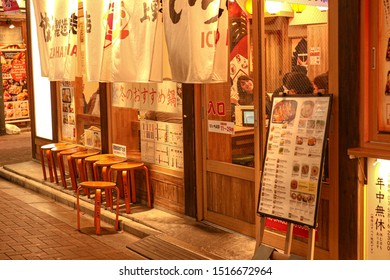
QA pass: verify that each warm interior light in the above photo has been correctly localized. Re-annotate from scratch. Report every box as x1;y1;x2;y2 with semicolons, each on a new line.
265;1;283;15
291;4;307;13
317;6;329;12
245;0;252;14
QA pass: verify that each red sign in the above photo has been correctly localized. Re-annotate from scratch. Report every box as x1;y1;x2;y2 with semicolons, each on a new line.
1;0;19;13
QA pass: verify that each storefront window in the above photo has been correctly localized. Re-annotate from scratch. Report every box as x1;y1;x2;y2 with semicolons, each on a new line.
110;81;183;170
264;3;329;180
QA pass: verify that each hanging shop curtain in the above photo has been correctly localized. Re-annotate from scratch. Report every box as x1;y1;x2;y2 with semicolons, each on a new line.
83;0;163;83
163;0;228;83
32;0;79;81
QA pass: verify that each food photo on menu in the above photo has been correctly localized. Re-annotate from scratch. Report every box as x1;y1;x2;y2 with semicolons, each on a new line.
259;95;331;227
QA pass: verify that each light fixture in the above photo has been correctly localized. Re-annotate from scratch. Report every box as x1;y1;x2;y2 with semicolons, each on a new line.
245;0;252;15
291;4;307;13
317;6;328;12
6;19;15;29
265;1;283;15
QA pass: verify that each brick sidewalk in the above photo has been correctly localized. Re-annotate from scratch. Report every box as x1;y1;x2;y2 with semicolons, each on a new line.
0;182;143;260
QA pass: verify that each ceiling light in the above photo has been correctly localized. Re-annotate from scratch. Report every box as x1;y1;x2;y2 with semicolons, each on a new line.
317;6;328;12
265;1;283;15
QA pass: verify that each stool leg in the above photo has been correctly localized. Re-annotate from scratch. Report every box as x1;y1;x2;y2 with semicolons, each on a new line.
59;154;67;188
53;152;59;184
93;162;99;181
76;187;82;231
122;171;131;214
45;150;54;183
69;157;77;190
40;148;47;180
77;159;90;197
95;189;101;235
143;166;152;208
130;170;136;203
114;186;120;230
102;166;112;208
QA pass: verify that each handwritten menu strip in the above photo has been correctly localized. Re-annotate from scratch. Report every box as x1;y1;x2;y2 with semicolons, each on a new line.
258;95;332;228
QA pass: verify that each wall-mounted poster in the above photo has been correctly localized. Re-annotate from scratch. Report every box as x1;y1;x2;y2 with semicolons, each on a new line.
1;49;29;122
257;94;332;228
60;86;75;141
140;119;183;170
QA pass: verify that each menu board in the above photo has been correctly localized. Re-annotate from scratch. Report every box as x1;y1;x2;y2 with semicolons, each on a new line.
2;49;29;122
258;94;332;228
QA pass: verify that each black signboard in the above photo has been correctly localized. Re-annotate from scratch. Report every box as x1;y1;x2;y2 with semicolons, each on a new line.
257;94;333;228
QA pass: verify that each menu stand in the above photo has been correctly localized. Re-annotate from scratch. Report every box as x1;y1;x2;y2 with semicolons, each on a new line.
255;95;332;261
255;216;315;260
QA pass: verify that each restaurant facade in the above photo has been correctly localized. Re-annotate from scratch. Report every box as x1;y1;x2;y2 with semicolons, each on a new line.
2;0;389;260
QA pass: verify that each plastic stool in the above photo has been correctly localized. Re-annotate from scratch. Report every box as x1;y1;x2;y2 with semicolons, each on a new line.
108;162;152;214
76;181;120;235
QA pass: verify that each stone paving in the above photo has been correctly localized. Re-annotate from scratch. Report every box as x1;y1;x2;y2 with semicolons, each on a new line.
0;178;142;260
0;131;257;260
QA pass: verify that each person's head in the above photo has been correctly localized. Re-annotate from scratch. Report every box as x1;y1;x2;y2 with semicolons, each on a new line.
284;72;314;95
237;75;254;95
313;72;328;94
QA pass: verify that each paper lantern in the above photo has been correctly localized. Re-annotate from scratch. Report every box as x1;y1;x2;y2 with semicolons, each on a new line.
291;4;307;13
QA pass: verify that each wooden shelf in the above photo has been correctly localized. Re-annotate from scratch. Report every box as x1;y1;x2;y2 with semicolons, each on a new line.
348;147;390;160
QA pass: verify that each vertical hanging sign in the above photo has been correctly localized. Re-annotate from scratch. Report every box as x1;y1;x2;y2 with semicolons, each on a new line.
83;0;162;83
366;158;390;259
32;0;79;80
163;0;228;83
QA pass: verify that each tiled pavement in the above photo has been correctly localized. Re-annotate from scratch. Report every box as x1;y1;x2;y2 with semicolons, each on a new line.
0;178;142;260
0;131;257;260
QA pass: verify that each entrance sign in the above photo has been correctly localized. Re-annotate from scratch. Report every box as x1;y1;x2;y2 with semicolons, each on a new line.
258;94;332;228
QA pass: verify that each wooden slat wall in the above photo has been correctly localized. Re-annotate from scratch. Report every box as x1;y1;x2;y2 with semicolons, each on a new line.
307;24;329;80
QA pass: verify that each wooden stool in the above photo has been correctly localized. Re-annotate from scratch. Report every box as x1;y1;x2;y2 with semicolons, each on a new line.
84;154;115;181
108;162;152;214
59;146;87;189
69;149;101;191
92;155;127;207
40;143;74;183
50;144;77;184
76;181;120;235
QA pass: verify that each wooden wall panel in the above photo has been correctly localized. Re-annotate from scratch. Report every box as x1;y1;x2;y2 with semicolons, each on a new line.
149;170;185;214
110;107;139;152
307;24;329;80
206;172;255;224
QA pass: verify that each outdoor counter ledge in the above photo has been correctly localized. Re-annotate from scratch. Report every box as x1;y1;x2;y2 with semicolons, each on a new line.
348;147;390;161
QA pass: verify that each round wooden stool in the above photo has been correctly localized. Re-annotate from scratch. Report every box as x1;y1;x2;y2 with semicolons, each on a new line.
69;149;101;191
92;155;127;207
84;154;115;181
59;146;87;189
108;161;152;214
40;143;74;183
77;181;120;235
50;144;78;184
